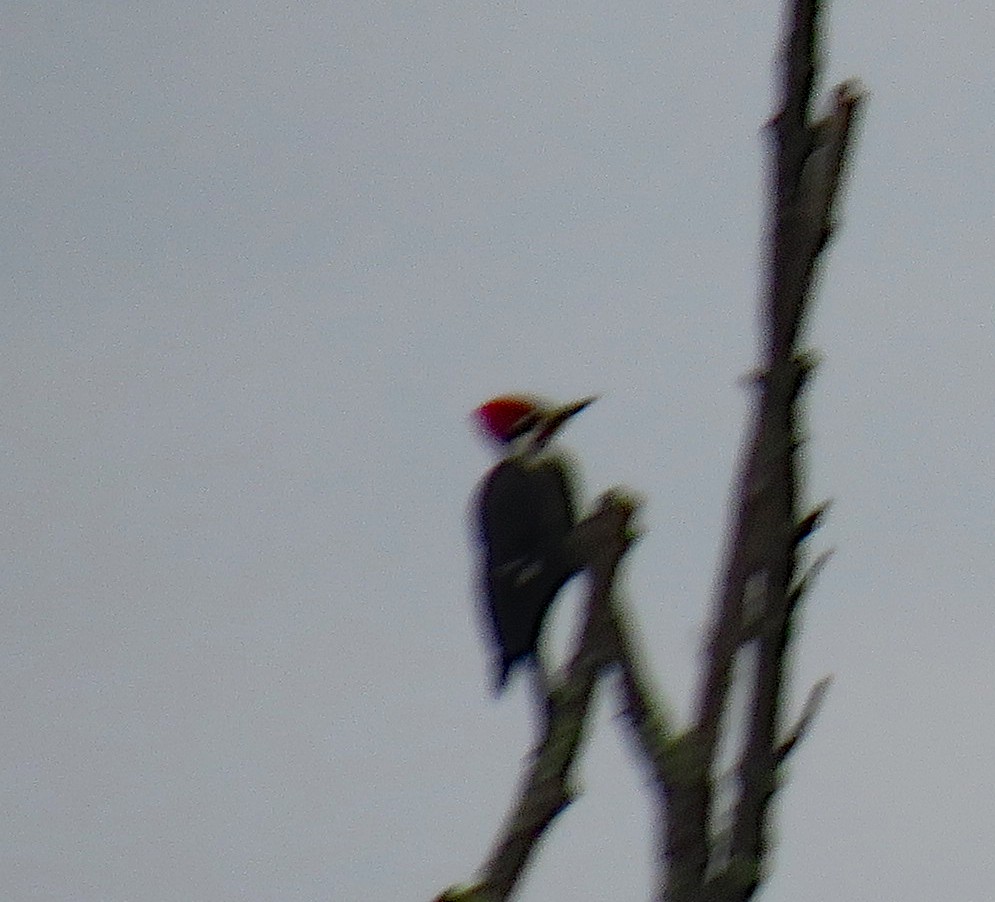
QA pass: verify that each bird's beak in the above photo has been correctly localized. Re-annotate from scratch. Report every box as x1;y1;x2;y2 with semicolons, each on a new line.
537;396;597;442
559;396;597;420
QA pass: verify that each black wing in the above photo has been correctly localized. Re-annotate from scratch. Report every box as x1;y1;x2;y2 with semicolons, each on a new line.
477;455;579;689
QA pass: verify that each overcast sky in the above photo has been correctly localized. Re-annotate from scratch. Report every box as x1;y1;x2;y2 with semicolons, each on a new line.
3;2;994;900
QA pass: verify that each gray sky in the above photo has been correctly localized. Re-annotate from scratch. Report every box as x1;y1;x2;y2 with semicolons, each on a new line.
3;2;993;900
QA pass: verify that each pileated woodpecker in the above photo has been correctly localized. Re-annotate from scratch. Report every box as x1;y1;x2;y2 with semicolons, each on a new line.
473;394;595;692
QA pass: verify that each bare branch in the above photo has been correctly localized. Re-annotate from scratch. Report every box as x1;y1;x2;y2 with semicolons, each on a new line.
792;501;830;547
610;596;678;789
672;2;863;900
468;493;639;902
441;3;863;900
777;676;832;763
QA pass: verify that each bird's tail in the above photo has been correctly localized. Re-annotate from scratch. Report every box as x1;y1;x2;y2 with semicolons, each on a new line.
493;657;513;694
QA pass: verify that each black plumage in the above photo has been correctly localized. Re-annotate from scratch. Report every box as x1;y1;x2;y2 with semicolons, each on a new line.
478;450;581;691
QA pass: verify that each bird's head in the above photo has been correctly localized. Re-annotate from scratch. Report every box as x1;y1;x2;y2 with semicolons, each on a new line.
474;394;596;449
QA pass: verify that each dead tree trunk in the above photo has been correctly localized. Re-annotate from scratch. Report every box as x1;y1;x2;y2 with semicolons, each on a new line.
436;1;863;899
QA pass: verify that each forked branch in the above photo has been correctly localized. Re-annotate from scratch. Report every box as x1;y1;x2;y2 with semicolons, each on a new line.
436;2;863;900
436;493;641;902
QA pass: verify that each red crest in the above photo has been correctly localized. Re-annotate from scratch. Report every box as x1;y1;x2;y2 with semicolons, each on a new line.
475;395;541;443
